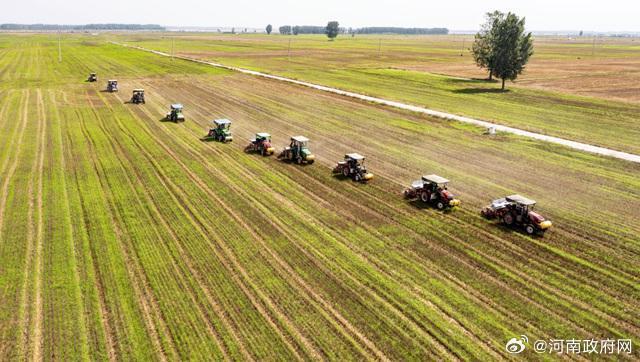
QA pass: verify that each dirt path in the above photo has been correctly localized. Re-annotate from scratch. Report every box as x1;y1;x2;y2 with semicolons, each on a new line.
113;42;640;164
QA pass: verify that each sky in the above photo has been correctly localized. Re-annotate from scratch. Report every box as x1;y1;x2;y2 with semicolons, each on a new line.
2;0;639;31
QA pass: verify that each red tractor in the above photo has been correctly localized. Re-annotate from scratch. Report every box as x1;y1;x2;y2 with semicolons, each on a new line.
481;195;553;236
245;133;275;156
404;174;460;209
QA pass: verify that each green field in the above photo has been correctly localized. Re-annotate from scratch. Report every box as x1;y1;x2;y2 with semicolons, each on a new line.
113;33;640;154
0;34;638;360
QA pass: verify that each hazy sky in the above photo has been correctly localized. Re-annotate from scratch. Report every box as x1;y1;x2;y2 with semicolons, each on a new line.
3;0;639;31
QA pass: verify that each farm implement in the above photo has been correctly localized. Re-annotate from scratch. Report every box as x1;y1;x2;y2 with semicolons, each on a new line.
481;194;552;235
333;153;373;182
404;174;460;209
278;136;315;164
131;89;146;104
245;133;275;156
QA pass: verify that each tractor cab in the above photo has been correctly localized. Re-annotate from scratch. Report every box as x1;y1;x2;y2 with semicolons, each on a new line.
505;195;537;222
107;80;118;92
205;119;233;142
131;89;145;104
333;153;374;182
88;73;97;82
166;104;185;122
279;136;315;164
404;174;460;208
254;132;271;143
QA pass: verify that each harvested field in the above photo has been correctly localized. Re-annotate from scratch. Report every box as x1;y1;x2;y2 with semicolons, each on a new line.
0;34;638;360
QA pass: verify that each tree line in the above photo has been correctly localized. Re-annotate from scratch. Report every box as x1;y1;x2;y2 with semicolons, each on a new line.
269;24;448;36
0;24;165;31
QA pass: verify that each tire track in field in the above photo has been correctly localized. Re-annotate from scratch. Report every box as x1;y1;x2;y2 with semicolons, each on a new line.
182;78;636;338
0;90;29;238
88;90;237;361
46;90;91;360
30;89;47;361
82;92;177;362
132;91;452;360
103;91;313;360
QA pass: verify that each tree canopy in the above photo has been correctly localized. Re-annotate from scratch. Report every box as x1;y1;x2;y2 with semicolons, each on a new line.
325;21;339;40
471;11;533;90
266;24;272;34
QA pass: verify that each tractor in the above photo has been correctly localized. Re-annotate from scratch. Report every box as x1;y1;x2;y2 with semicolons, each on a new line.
203;119;233;142
106;80;118;92
404;174;460;209
131;89;145;104
88;73;97;82
278;136;315;164
332;153;373;182
245;133;275;156
165;104;185;122
481;194;552;235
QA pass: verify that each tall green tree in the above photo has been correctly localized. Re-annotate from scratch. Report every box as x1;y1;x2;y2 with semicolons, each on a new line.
266;24;272;34
472;11;533;90
325;21;339;40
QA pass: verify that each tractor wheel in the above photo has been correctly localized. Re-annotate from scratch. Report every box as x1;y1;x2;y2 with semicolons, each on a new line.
420;192;429;203
296;157;302;165
503;214;514;225
261;149;266;156
354;174;361;182
436;201;445;210
342;167;350;177
525;225;535;235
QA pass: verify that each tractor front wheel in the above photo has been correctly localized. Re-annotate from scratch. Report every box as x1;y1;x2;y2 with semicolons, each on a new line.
436;201;445;210
354;174;361;182
296;157;302;164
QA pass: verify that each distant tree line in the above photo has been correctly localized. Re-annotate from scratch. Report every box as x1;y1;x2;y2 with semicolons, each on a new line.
355;27;448;35
0;24;165;31
274;25;448;35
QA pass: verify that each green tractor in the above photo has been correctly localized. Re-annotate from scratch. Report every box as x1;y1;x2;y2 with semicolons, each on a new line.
203;119;233;142
87;72;97;82
165;104;185;122
131;89;145;104
278;136;315;164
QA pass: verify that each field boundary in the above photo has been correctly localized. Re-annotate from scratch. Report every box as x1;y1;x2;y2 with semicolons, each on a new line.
111;41;640;164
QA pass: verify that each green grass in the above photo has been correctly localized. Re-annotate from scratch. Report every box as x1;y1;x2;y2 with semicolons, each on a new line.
0;34;638;360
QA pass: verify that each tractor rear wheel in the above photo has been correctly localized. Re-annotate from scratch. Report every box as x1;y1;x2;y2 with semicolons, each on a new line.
296;157;302;164
525;225;535;235
503;214;514;225
420;192;429;203
342;167;350;177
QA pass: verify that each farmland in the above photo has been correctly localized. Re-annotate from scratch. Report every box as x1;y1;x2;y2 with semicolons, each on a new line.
113;33;640;155
0;33;639;360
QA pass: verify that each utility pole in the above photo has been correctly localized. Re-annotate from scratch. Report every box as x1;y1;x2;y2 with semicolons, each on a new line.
58;28;62;62
460;38;465;56
171;37;175;61
592;36;596;56
287;38;292;61
378;38;382;57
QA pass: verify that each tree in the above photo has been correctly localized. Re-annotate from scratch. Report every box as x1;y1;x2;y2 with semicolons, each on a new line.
471;11;503;80
279;25;291;35
471;11;533;90
292;26;300;35
266;24;272;34
325;21;339;40
579;30;583;36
